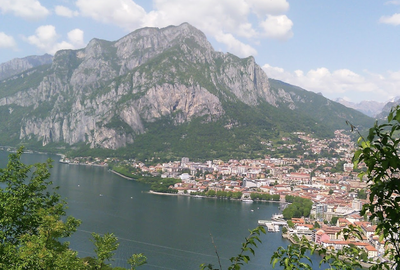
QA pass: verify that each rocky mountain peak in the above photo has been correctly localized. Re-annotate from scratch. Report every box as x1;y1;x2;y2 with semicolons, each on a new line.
0;24;373;155
0;54;53;81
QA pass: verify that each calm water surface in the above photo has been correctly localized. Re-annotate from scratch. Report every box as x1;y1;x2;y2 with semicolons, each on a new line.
0;151;324;270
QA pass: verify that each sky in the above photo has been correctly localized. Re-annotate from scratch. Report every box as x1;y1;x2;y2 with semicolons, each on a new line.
0;0;399;103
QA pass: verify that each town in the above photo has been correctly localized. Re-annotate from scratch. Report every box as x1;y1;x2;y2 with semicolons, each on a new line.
59;129;381;264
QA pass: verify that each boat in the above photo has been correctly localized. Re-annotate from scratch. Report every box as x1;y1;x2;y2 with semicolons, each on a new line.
272;213;284;220
241;198;253;203
59;158;71;164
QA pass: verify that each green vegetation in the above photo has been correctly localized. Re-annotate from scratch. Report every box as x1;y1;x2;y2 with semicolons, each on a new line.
200;226;266;270
250;192;280;201
271;234;362;270
0;105;34;145
330;216;339;226
0;64;51;99
111;164;180;193
190;190;243;199
351;105;400;267
282;196;312;219
357;188;368;199
0;148;146;269
268;79;375;132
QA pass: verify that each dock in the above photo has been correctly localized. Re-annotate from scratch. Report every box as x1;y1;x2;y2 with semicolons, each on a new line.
258;220;287;232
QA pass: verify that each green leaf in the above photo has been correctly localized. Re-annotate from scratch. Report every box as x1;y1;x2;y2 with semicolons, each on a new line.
272;258;279;268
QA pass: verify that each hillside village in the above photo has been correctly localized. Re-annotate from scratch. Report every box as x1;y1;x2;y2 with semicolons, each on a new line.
59;129;385;263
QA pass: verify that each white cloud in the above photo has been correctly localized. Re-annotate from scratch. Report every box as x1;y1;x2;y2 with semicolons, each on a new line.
385;1;400;5
55;5;78;18
147;0;252;33
145;0;261;57
67;29;85;48
247;0;289;16
0;0;49;20
25;25;85;54
389;70;400;81
262;63;400;102
214;31;257;57
76;0;147;31
26;25;58;52
379;13;400;25
262;63;285;75
0;32;17;48
260;15;293;40
74;0;293;57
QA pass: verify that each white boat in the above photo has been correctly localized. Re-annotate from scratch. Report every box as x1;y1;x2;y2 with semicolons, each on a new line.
272;213;284;220
241;199;253;203
59;158;71;164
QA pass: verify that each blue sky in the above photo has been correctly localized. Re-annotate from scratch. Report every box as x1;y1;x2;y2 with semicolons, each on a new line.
0;0;399;103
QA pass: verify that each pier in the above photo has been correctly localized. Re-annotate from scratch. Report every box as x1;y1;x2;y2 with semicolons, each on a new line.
258;220;287;232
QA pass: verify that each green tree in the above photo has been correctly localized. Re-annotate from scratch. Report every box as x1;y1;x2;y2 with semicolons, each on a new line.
0;148;61;245
282;196;312;219
200;226;266;270
2;208;85;269
128;253;147;270
356;189;367;199
91;233;120;269
330;216;339;226
0;147;85;268
351;105;400;268
271;235;313;270
313;221;320;229
0;148;146;269
287;220;295;228
271;234;362;270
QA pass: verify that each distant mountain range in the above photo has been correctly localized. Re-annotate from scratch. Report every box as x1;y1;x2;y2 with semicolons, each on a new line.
336;97;400;118
0;23;374;160
0;54;53;81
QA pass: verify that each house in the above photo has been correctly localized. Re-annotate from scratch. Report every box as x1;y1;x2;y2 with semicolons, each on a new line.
314;229;330;244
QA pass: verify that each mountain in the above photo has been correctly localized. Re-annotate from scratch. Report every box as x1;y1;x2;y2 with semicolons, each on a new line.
0;23;374;160
0;54;53;81
375;97;400;119
336;98;385;117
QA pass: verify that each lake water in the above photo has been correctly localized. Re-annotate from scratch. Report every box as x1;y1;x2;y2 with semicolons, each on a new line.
0;150;324;270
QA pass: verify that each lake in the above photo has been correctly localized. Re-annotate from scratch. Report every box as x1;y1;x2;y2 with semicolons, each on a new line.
0;150;324;269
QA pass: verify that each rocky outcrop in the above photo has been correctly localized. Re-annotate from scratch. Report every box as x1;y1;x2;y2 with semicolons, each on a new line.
0;23;308;149
0;54;52;81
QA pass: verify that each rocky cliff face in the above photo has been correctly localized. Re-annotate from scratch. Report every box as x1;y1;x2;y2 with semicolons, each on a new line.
0;54;53;81
0;23;371;151
0;23;278;149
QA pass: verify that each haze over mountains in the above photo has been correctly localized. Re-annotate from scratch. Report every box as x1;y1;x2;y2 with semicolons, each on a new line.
0;23;376;159
335;98;399;118
0;54;53;81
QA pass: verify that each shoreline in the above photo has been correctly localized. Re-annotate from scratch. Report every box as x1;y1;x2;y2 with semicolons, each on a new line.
148;190;179;196
110;170;135;180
